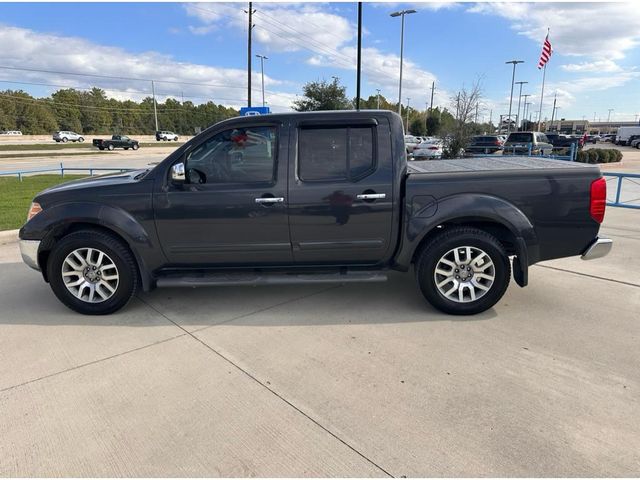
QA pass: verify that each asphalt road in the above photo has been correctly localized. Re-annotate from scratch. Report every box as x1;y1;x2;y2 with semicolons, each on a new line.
0;207;639;476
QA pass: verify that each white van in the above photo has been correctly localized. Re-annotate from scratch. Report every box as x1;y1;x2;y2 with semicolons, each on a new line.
616;126;640;145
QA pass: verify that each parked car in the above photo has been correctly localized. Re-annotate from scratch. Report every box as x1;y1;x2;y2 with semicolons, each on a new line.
601;134;616;143
156;130;179;141
19;110;611;316
53;131;84;143
0;130;22;135
92;135;139;151
615;126;640;146
586;134;600;144
502;132;553;156
630;137;640;149
412;141;443;160
544;133;583;152
404;135;421;154
465;135;504;155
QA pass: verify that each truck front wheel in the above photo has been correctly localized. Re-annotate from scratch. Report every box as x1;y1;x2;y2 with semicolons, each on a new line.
107;144;114;151
415;227;511;315
47;230;138;315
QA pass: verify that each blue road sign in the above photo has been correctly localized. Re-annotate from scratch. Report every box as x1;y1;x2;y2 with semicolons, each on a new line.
240;107;271;116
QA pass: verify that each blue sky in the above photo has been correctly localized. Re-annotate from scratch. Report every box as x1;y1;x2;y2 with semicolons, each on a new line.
1;2;639;122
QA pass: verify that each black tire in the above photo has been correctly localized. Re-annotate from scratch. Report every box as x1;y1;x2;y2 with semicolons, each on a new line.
78;137;84;143
47;230;138;315
124;147;129;150
55;140;60;143
62;137;68;143
132;143;139;150
174;137;179;141
99;146;105;151
107;144;114;151
415;227;511;315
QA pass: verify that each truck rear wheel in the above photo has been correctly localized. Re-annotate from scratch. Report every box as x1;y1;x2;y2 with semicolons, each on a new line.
47;230;138;315
415;227;511;315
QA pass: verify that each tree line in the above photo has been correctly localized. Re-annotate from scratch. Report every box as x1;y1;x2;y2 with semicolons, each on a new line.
0;88;238;135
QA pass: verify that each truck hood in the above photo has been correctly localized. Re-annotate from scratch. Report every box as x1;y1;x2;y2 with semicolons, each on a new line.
37;169;149;197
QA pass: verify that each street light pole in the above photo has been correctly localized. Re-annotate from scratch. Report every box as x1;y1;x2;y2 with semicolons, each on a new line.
376;89;381;109
406;97;411;132
505;60;524;132
255;54;268;107
607;108;614;123
151;80;158;132
390;9;416;116
521;94;530;129
515;81;528;131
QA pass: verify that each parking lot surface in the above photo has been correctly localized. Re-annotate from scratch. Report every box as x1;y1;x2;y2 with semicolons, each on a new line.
1;205;639;476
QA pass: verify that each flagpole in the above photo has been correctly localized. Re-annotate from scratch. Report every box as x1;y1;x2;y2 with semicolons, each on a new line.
537;27;550;132
537;63;546;132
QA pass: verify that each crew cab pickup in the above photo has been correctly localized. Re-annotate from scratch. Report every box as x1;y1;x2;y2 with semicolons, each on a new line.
92;135;139;151
19;111;612;316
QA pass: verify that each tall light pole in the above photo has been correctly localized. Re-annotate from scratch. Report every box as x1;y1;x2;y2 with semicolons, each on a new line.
607;108;614;123
405;97;411;133
245;2;255;107
505;60;524;132
376;89;381;109
521;94;530;129
151;80;158;132
515;81;528;131
255;54;268;107
390;9;416;116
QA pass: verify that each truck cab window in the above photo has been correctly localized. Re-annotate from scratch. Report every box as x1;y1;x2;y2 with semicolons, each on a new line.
186;126;276;184
298;126;375;182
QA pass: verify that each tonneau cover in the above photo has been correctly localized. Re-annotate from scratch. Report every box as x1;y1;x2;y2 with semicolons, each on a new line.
408;156;592;174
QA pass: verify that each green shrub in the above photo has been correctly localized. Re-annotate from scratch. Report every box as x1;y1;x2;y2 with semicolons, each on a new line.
587;149;599;164
575;150;588;163
597;149;609;163
614;150;623;162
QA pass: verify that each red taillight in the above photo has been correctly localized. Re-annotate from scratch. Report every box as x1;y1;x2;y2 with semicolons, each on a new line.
590;177;606;223
429;146;439;150
494;140;501;146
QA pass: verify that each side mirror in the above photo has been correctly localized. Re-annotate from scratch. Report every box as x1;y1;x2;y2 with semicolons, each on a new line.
170;162;185;183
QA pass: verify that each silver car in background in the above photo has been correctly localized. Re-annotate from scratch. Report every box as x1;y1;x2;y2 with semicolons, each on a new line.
53;131;84;143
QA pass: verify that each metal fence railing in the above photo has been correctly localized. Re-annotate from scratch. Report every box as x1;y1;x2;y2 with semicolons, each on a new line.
603;172;640;210
503;142;577;161
0;163;134;181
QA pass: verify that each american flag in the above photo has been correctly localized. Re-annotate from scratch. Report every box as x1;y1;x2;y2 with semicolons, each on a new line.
538;34;552;69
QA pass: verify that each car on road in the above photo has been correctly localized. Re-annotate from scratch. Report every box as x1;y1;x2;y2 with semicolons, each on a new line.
0;130;22;135
412;140;443;159
156;131;179;141
630;137;640;149
502;131;554;156
19;111;611;316
92;135;140;151
404;135;420;153
465;135;504;155
53;131;84;143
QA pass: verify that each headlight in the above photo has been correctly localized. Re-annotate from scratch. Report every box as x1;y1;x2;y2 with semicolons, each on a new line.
27;202;42;221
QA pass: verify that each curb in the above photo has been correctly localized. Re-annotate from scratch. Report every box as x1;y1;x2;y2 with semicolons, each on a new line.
0;229;19;245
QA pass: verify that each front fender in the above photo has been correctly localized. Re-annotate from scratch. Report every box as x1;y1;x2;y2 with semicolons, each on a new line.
19;202;158;289
394;193;540;276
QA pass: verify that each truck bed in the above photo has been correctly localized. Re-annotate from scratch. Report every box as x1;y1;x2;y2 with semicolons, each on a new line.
407;156;592;174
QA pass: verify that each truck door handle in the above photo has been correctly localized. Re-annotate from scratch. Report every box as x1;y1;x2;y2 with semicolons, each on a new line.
356;193;386;200
255;197;284;204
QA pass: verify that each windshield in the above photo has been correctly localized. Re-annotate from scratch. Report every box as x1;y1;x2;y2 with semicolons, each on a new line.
507;133;533;143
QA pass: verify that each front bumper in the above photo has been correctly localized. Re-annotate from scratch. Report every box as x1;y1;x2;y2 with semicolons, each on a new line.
581;237;613;260
19;239;41;271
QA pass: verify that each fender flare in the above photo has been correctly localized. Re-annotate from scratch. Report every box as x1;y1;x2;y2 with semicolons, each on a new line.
395;193;539;286
21;202;156;290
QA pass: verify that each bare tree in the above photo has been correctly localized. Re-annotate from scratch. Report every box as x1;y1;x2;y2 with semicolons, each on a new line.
443;78;483;158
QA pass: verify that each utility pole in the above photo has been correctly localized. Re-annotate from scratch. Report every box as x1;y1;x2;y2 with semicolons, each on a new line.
376;89;381;109
515;81;528;131
549;92;557;131
489;109;493;128
429;80;435;111
255;54;268;107
405;97;411;133
356;2;363;110
475;102;479;123
246;2;255;107
607;108;614;123
390;9;416;116
521;94;531;127
151;80;158;132
505;60;524;132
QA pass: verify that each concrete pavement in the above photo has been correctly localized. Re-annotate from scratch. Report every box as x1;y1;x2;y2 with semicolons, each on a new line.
0;209;639;476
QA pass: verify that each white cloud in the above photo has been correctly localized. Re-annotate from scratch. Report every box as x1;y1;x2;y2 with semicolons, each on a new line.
187;24;217;36
467;2;640;60
0;24;297;111
560;59;624;73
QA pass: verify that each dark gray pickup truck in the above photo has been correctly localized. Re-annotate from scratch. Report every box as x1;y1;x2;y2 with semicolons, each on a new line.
19;110;611;316
92;135;140;151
